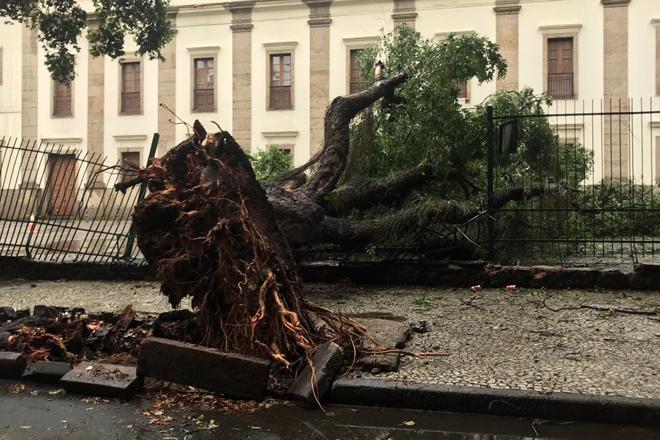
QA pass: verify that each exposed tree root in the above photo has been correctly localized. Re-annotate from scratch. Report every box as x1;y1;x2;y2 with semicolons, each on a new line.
122;125;365;375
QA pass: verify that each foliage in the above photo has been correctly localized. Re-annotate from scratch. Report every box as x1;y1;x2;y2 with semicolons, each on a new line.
250;146;293;182
471;88;593;189
345;27;507;190
1;0;174;83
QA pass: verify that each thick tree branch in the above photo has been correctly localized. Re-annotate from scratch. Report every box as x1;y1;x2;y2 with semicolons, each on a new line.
326;164;433;214
305;73;408;197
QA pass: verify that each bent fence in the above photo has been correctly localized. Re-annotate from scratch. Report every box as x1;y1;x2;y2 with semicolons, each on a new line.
485;99;660;265
0;135;158;264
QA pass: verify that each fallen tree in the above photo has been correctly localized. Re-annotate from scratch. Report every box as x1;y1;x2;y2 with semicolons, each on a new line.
113;75;420;371
115;67;568;375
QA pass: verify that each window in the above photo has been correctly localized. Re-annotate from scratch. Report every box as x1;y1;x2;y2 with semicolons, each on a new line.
455;80;468;100
53;81;72;117
269;53;292;110
120;151;140;182
120;61;141;114
349;49;367;94
547;37;574;99
193;57;215;112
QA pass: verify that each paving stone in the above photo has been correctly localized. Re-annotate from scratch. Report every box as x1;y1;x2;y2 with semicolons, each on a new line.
355;318;411;372
137;337;271;400
61;362;142;398
23;361;72;383
288;341;344;406
0;352;27;378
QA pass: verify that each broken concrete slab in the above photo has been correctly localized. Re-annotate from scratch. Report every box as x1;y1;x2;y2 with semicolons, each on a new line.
354;318;411;372
0;352;27;378
356;352;400;373
137;337;271;400
61;362;143;398
288;341;344;406
0;307;18;322
33;305;67;319
358;318;411;351
23;361;72;383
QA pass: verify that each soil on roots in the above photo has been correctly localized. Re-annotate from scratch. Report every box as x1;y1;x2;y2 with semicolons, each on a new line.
129;127;364;371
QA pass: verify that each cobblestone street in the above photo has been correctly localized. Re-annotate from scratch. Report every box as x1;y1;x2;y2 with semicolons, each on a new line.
1;279;658;399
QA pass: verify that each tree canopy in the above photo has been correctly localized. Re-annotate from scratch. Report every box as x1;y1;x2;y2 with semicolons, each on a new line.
1;0;174;83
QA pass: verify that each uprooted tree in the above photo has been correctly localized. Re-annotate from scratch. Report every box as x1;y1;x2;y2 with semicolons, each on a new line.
114;72;413;371
115;29;587;370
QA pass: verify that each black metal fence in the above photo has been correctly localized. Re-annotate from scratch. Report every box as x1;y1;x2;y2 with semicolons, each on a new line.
486;99;660;265
0;135;158;264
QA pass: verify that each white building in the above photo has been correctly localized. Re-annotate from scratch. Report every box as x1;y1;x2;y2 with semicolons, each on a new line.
0;0;659;181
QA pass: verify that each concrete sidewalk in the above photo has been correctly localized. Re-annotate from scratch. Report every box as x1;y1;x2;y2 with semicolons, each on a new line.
0;279;658;400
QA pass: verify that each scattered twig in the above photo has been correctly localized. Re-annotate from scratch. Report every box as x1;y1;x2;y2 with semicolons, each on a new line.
542;299;657;316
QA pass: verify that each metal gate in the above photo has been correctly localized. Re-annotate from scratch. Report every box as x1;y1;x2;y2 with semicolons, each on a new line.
0;135;158;264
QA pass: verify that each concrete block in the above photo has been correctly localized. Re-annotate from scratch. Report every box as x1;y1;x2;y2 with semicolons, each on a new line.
288;341;344;405
33;305;67;318
0;307;17;321
61;362;143;398
137;337;271;400
356;318;411;373
0;352;27;378
23;361;72;383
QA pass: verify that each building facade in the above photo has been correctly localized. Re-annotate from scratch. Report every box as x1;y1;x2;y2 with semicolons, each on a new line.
0;0;659;177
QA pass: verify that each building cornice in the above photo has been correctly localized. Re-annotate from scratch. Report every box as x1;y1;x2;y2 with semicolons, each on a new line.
538;24;583;34
304;0;333;27
113;135;148;142
262;130;299;139
494;5;521;15
223;1;257;12
601;0;631;7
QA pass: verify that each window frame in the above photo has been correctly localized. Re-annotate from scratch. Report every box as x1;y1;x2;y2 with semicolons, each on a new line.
119;150;141;183
51;79;74;118
269;53;293;110
262;130;298;162
540;24;581;100
343;37;379;95
187;46;220;114
118;58;144;115
264;41;297;112
653;19;660;97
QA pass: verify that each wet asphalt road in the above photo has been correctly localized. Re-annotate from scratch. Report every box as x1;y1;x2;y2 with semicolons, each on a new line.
1;380;659;440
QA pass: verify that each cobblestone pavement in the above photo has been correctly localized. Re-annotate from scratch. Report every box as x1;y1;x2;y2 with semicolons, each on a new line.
1;279;659;399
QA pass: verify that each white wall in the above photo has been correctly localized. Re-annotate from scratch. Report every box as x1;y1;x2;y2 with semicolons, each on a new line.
0;22;22;138
416;0;498;105
252;2;310;166
329;0;391;100
174;6;233;146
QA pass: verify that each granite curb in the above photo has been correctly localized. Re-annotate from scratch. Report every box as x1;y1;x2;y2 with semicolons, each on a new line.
3;256;659;290
328;378;660;427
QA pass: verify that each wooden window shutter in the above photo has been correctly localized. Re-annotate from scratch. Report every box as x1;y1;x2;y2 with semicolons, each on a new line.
121;62;141;114
547;38;574;98
53;81;72;116
349;49;365;94
270;53;292;110
193;57;215;112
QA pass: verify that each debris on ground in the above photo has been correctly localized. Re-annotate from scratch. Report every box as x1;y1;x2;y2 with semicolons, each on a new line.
61;362;143;398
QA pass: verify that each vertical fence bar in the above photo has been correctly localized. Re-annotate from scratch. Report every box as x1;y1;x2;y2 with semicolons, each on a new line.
122;133;159;261
486;106;495;258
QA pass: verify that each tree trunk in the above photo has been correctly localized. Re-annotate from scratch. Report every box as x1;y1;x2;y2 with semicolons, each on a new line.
116;73;547;367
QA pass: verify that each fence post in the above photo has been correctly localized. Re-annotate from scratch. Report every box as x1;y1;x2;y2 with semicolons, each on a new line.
122;133;159;261
486;106;495;258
